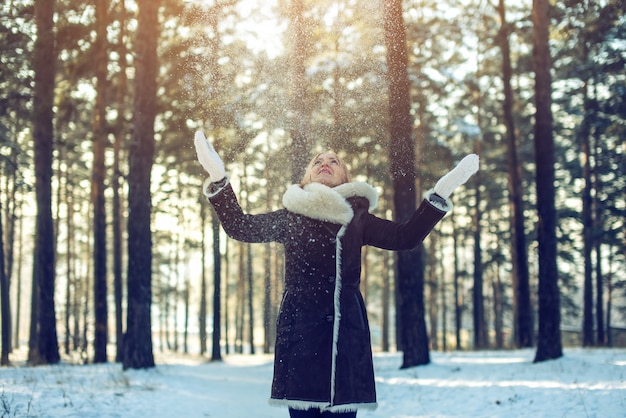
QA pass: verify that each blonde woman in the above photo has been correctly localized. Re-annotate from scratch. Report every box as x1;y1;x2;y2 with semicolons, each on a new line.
194;131;479;418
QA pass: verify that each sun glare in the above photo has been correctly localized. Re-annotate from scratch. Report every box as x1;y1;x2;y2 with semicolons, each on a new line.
236;0;286;59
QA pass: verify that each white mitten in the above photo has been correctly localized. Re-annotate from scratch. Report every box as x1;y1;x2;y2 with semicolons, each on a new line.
194;131;226;181
433;154;479;199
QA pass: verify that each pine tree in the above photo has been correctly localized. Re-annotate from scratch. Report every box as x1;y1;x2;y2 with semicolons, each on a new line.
384;0;429;367
123;0;159;370
533;0;562;363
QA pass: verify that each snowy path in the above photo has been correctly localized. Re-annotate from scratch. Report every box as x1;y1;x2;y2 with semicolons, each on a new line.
0;348;624;417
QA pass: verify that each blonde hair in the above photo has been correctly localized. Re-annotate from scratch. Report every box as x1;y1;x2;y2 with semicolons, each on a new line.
300;151;351;186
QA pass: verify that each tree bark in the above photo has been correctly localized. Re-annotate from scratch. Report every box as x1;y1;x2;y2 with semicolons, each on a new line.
263;242;272;354
472;172;487;349
112;0;129;363
1;201;10;365
30;0;60;366
382;250;391;352
497;0;533;348
92;0;109;364
3;131;20;356
532;0;562;363
452;213;462;350
593;127;604;345
427;238;438;351
247;241;255;354
123;0;159;370
581;79;594;347
183;278;190;354
64;173;73;355
236;242;245;354
224;238;231;355
13;208;24;350
211;208;222;361
384;0;429;367
199;203;208;355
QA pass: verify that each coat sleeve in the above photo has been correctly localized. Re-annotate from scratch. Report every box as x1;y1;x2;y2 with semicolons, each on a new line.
362;198;447;251
208;183;287;243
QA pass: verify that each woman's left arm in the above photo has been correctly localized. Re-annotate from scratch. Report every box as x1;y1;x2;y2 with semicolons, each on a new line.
363;154;479;251
362;193;448;251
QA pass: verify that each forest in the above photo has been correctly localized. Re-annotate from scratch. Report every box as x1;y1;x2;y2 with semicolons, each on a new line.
0;0;624;370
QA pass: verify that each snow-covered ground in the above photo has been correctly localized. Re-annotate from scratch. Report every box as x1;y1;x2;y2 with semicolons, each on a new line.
1;347;624;417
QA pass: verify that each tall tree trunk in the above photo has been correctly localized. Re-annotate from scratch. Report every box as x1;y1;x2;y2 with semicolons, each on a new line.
469;132;486;349
183;277;189;354
497;0;533;348
1;201;9;365
288;0;311;182
174;196;183;353
472;174;487;349
64;175;73;355
112;134;125;363
28;258;39;362
581;79;594;347
452;213;462;350
532;0;562;363
492;223;505;349
247;242;255;354
439;244;447;352
593;127;604;345
112;0;129;363
240;174;254;355
13;207;24;349
594;217;604;345
4;139;20;354
211;208;222;361
235;242;245;354
382;250;390;352
92;0;109;364
224;238;230;354
30;0;60;366
123;0;159;370
158;287;165;352
384;0;429;368
173;214;181;353
199;202;207;355
72;237;81;351
262;156;273;355
263;243;272;354
606;249;613;347
493;271;505;349
271;244;283;350
427;239;438;351
163;276;171;350
81;211;92;357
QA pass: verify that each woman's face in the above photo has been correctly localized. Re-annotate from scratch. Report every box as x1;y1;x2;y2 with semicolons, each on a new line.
302;152;349;187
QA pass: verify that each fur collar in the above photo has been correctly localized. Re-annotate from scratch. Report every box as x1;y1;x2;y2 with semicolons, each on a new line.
282;182;378;225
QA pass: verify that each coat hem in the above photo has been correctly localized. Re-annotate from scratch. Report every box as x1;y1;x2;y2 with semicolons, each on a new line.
268;398;378;412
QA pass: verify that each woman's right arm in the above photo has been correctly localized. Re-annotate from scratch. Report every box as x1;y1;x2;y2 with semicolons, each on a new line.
194;130;286;243
208;182;286;243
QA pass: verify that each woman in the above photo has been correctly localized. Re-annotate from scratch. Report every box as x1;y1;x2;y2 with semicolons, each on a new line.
194;131;479;417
